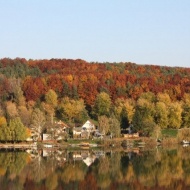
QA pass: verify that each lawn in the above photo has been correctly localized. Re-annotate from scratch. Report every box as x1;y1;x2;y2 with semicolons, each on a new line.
67;138;102;145
161;129;178;138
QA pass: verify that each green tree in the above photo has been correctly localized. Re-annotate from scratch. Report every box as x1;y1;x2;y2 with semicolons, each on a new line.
114;98;135;129
141;118;157;136
155;102;168;129
98;115;110;134
182;104;190;128
45;89;58;107
62;81;72;97
140;92;156;102
132;96;155;135
72;85;79;99
59;97;88;123
181;93;190;128
9;117;29;141
168;102;182;129
132;109;143;132
93;92;111;118
0;124;11;141
109;116;121;138
120;107;129;130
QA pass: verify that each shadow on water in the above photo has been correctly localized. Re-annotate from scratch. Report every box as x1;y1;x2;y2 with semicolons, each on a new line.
0;145;190;189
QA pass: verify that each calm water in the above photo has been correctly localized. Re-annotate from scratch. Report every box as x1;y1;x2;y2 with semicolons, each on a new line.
0;146;190;190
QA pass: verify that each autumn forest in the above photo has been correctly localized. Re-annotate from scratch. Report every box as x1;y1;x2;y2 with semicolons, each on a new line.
1;58;190;140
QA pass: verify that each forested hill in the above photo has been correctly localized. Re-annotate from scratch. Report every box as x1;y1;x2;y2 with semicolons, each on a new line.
1;57;190;137
1;58;190;105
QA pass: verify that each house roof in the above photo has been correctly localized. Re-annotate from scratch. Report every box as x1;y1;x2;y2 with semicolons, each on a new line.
82;120;95;129
55;120;69;128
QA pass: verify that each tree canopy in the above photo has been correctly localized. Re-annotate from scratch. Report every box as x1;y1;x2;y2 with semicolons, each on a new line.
1;58;190;138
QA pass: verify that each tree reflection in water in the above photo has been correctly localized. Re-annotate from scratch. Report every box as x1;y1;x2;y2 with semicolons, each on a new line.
0;147;190;189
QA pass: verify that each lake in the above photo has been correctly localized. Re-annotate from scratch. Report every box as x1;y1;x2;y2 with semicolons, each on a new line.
0;146;190;190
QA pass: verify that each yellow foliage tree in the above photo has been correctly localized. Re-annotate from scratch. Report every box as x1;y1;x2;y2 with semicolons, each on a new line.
0;116;7;127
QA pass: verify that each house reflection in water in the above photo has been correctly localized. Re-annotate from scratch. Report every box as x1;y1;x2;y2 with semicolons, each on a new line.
73;151;98;167
27;148;106;167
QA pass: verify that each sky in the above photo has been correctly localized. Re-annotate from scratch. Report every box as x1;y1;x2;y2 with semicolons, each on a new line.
0;0;190;67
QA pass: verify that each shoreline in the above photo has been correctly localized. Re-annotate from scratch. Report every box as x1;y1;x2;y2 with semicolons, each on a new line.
0;143;37;149
0;136;182;150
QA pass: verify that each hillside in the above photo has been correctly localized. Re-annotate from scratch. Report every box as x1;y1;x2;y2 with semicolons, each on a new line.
1;58;190;104
0;58;190;140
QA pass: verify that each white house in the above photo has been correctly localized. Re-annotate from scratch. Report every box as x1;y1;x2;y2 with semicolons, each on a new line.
72;120;96;139
72;151;96;167
82;120;96;132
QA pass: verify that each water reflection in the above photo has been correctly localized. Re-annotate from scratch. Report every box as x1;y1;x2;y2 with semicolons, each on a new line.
0;147;190;189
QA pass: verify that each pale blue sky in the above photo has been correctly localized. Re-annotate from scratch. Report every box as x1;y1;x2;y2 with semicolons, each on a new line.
0;0;190;67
